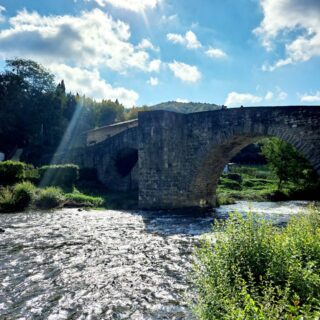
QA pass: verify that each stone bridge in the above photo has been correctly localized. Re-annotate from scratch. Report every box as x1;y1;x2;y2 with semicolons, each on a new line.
60;106;320;210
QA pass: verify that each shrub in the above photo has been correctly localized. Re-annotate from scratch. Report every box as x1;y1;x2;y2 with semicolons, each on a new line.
39;164;79;189
34;187;65;209
12;182;36;211
0;161;28;185
0;187;15;212
192;208;320;319
0;182;35;212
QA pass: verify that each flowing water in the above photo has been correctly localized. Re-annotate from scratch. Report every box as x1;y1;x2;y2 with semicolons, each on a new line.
0;201;312;319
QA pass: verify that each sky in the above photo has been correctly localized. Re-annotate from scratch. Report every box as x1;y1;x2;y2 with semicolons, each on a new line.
0;0;319;108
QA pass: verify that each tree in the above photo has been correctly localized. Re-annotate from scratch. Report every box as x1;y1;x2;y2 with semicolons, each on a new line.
6;59;55;93
261;137;317;190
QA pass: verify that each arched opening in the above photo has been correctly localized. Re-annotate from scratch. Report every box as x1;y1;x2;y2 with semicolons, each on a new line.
115;148;138;178
191;135;320;208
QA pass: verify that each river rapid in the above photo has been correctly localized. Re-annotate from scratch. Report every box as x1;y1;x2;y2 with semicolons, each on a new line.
0;201;312;319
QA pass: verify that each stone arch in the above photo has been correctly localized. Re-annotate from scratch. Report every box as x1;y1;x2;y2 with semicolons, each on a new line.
190;128;320;208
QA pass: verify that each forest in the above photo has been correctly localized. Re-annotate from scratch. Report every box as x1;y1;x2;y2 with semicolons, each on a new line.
0;58;144;165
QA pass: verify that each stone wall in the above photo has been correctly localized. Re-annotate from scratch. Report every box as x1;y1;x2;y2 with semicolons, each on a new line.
53;127;139;191
138;107;320;209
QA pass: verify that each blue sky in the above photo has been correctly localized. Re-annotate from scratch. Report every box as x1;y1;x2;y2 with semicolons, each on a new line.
0;0;319;107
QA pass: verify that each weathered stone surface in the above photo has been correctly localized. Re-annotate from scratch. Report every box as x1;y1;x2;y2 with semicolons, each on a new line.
56;106;320;210
138;107;320;209
53;127;139;191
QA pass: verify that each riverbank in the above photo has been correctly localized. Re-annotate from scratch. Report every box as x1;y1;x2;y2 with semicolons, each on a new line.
193;205;320;319
217;164;320;205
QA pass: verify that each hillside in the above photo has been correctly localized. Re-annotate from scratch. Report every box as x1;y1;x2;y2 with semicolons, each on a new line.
149;101;222;113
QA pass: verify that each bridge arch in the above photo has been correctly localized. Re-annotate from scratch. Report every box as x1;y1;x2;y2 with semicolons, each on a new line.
138;107;320;209
192;131;317;207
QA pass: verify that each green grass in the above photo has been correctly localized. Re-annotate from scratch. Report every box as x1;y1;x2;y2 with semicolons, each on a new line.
192;206;320;319
34;187;65;209
217;165;282;205
65;190;104;207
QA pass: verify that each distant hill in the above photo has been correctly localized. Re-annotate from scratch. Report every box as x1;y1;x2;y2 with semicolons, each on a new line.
149;101;222;113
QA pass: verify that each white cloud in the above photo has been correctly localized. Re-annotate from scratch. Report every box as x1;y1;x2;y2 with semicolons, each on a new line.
176;98;190;103
148;59;161;72
277;90;287;101
160;14;178;24
147;77;159;86
137;38;159;52
205;47;227;59
300;91;320;102
50;64;138;107
167;30;201;49
0;5;5;23
255;0;320;70
91;0;161;12
0;9;160;73
265;91;274;100
225;92;263;107
168;60;201;83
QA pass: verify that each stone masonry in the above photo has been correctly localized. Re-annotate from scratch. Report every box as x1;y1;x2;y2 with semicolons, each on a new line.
56;106;320;210
138;107;320;209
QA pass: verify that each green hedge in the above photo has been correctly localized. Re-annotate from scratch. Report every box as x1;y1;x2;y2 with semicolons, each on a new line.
0;161;30;185
39;164;79;189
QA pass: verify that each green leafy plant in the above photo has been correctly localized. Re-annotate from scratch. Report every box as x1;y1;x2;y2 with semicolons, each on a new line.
0;161;29;185
192;207;320;319
0;181;35;212
34;187;65;209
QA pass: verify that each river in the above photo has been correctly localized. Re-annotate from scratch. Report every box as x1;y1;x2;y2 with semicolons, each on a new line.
0;201;313;319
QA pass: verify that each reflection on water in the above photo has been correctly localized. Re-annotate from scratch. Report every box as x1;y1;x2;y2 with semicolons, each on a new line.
0;201;312;319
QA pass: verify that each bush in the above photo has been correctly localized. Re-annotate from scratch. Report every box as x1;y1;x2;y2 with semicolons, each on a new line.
12;182;36;211
0;161;29;185
0;187;15;212
0;182;35;212
192;208;320;319
34;187;65;209
39;164;79;189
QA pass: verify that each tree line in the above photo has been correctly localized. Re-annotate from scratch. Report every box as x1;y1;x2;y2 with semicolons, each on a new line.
0;59;146;165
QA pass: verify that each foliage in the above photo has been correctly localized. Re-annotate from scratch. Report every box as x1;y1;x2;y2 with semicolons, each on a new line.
0;58;129;165
39;164;79;189
12;182;36;211
0;181;35;212
34;187;65;209
65;190;104;207
192;207;320;319
0;161;29;185
261;137;318;190
217;165;278;205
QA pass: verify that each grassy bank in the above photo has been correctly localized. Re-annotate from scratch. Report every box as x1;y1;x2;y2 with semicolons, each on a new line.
192;206;320;319
217;165;320;205
0;182;104;213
